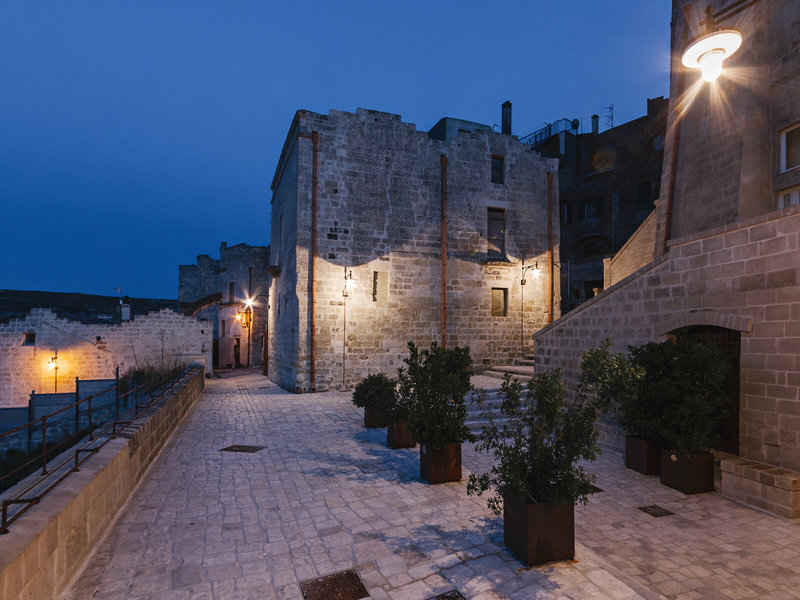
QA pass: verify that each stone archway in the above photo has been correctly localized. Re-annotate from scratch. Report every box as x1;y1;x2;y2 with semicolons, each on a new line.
669;325;742;455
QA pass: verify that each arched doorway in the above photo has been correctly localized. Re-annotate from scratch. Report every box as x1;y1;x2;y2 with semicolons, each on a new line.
671;325;741;455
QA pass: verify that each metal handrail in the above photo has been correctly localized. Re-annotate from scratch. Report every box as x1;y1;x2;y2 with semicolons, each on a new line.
519;118;579;146
0;366;194;533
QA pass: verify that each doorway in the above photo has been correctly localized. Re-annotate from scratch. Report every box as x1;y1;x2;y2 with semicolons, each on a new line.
234;337;241;369
672;325;741;455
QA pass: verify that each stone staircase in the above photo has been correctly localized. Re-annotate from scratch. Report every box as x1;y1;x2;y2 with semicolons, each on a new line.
482;353;535;384
465;386;507;435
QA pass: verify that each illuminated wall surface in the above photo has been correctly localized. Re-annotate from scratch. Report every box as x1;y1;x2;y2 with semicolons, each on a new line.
270;108;560;392
536;0;800;476
0;308;212;408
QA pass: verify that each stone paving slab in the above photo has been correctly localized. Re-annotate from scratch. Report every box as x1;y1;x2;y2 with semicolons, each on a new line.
58;372;800;599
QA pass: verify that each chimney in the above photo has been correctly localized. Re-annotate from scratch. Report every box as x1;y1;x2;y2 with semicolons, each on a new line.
591;114;599;135
220;241;227;250
121;304;131;321
501;101;512;135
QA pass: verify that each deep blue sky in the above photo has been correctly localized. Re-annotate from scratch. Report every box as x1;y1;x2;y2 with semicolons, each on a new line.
0;1;671;299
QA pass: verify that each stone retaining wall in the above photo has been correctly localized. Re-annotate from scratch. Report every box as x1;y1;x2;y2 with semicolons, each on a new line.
0;367;205;600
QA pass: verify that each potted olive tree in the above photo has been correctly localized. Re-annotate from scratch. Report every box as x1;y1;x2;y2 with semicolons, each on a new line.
468;341;636;566
655;339;728;494
618;342;668;475
398;341;474;483
351;373;395;428
386;378;416;449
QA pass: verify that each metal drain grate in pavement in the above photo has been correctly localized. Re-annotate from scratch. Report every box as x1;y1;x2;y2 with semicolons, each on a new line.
300;569;368;600
427;591;467;600
219;445;265;453
638;504;674;517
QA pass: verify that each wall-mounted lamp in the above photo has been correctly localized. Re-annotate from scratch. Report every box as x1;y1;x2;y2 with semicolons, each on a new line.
48;354;58;393
520;262;541;286
682;29;742;82
342;270;355;298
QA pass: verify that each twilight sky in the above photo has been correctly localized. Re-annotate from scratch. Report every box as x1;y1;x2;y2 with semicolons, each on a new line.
0;1;671;299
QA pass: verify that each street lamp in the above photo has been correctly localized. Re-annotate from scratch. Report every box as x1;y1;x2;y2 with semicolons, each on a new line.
235;298;253;368
342;269;355;389
519;262;541;356
48;353;58;393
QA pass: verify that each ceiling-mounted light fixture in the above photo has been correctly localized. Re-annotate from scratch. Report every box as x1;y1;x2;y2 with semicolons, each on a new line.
681;29;742;82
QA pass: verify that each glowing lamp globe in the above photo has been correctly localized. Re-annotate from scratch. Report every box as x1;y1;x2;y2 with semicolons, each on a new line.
682;30;742;82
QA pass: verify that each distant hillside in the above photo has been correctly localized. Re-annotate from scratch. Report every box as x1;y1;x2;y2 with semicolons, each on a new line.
0;290;178;325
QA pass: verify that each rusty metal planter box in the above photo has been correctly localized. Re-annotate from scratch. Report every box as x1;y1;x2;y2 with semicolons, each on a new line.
387;420;416;449
420;442;461;483
625;435;661;476
503;498;575;566
660;449;714;494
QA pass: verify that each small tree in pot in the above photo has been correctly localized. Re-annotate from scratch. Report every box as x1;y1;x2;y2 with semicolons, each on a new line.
386;373;416;449
653;339;729;494
351;373;395;428
398;341;474;483
468;340;637;566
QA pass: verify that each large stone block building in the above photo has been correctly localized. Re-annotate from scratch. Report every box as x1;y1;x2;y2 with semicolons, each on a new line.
533;0;800;517
269;107;560;392
179;242;270;369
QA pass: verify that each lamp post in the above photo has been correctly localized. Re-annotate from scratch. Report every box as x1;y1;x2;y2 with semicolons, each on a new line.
48;353;58;393
520;261;541;356
342;269;355;389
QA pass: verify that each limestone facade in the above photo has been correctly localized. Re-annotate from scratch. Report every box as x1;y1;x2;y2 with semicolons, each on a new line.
269;108;559;392
534;0;800;486
0;308;211;408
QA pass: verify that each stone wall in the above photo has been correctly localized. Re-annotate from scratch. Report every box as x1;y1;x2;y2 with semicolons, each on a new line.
534;204;800;470
604;208;657;288
0;309;212;408
0;368;204;600
270;108;559;392
177;254;219;303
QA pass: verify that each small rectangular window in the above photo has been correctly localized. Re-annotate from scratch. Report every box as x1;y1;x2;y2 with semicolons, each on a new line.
487;208;506;258
228;282;235;304
491;288;508;317
782;124;800;172
584;199;599;221
221;320;226;338
776;184;800;209
561;202;571;224
372;271;388;303
491;155;504;184
22;332;35;346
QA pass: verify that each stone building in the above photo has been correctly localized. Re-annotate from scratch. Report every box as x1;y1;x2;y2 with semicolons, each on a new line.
533;0;800;518
0;290;212;408
269;107;559;392
526;98;668;312
179;242;269;369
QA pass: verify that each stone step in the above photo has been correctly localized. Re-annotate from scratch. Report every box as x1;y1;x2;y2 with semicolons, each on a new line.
512;357;536;366
483;365;534;383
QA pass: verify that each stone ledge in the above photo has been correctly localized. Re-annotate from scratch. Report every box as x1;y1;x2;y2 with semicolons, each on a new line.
720;457;800;519
0;368;205;600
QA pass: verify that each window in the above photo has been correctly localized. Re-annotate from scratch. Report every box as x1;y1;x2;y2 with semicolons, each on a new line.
372;271;388;303
21;332;35;346
781;124;800;172
487;208;506;258
584;198;599;221
491;155;505;184
228;282;235;304
491;288;508;317
561;202;571;224
777;184;800;209
221;319;226;338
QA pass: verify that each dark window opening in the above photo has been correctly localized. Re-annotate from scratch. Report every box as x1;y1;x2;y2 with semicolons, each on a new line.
561;202;571;224
491;155;504;184
491;288;508;317
785;125;800;171
221;320;226;338
487;208;506;258
584;198;599;221
22;332;35;346
228;281;235;304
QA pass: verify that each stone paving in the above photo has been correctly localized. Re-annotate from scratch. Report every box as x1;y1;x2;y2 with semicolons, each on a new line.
59;372;800;600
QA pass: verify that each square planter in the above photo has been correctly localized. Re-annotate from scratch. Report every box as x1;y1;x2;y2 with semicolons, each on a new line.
625;435;660;476
420;442;461;483
364;406;389;428
660;449;714;494
387;420;416;449
503;498;575;566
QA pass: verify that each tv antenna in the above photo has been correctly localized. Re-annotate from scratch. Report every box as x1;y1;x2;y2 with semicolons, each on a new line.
604;104;615;129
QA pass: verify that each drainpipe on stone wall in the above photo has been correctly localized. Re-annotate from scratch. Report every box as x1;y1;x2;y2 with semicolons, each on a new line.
440;155;448;348
547;172;554;324
661;6;690;256
310;132;319;390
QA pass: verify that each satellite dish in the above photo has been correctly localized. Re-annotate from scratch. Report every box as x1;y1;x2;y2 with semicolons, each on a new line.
570;118;580;131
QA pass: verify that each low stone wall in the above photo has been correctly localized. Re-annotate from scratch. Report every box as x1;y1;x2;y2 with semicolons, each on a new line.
0;367;205;600
720;457;800;519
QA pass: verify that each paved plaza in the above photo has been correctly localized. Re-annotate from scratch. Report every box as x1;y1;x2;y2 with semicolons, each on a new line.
59;372;800;600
